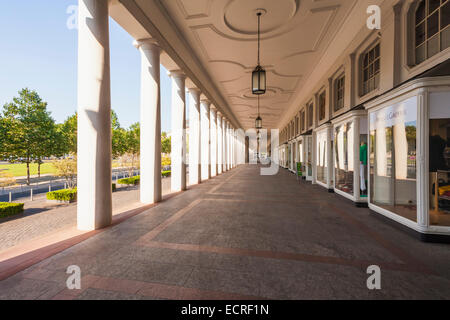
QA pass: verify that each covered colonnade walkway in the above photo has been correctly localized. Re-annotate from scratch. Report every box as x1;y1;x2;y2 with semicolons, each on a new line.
1;0;450;299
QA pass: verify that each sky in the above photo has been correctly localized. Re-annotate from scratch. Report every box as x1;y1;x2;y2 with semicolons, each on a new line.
0;0;173;132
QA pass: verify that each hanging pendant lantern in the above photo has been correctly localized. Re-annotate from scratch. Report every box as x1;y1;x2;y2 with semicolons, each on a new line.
255;115;263;129
252;66;266;95
255;95;263;130
252;12;266;95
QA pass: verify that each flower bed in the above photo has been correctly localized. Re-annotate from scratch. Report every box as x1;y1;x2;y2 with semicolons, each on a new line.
0;202;24;218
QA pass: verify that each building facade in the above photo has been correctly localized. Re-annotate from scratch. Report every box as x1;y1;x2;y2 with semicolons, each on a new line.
278;0;450;241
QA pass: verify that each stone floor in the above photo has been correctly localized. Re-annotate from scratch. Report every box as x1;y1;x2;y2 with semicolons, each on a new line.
0;178;171;252
0;164;449;300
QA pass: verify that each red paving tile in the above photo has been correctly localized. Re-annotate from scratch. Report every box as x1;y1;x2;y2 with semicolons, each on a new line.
138;240;422;274
50;274;266;300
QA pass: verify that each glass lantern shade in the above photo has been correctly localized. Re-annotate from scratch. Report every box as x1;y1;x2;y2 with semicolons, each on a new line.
252;65;266;95
255;116;263;130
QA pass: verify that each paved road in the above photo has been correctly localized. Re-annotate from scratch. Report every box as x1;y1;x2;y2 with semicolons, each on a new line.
0;178;171;253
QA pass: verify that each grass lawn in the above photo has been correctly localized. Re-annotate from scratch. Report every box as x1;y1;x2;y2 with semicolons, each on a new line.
0;163;57;177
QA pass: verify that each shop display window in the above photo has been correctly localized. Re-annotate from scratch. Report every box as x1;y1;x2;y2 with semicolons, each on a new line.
369;96;417;222
298;140;304;174
360;132;368;197
316;130;328;184
335;122;354;195
307;136;312;177
429;95;450;226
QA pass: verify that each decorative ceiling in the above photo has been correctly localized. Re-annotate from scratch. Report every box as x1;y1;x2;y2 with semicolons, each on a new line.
153;0;359;129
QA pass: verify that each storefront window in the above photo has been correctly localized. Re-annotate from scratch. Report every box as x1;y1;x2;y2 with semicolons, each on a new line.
318;91;326;121
307;136;312;177
298;140;303;163
316;130;328;184
369;97;417;222
301;111;305;132
288;144;292;169
308;103;314;127
335;122;354;195
429;94;450;226
360;128;368;198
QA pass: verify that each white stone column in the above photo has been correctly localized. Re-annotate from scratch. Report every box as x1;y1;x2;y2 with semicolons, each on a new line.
188;88;201;185
77;0;112;231
221;118;226;172
201;99;211;181
217;113;223;174
230;126;234;169
233;129;239;167
224;121;228;172
233;128;236;168
227;122;231;170
134;38;162;205
210;107;217;177
170;70;187;192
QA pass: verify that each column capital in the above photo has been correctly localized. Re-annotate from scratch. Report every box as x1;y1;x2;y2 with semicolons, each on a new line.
133;38;160;50
187;87;201;95
168;69;186;80
200;97;211;106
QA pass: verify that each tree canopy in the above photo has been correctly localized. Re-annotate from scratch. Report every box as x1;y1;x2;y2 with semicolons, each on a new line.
1;88;62;184
1;88;172;184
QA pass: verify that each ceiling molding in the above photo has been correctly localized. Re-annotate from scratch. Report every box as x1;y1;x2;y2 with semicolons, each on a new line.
175;0;213;20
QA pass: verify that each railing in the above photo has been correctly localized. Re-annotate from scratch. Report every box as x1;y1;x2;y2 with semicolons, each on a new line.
0;168;141;202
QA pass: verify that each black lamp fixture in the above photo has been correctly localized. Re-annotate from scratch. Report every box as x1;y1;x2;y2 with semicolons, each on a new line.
255;95;263;130
252;11;266;95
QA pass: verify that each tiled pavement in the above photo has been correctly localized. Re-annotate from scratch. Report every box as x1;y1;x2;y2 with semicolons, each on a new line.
0;164;449;300
0;178;172;252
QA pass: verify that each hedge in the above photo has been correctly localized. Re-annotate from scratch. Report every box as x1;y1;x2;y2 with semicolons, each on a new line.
47;188;77;202
162;170;171;178
118;176;140;186
0;202;24;218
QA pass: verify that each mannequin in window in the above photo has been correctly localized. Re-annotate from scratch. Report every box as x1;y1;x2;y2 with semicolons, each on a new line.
360;141;368;195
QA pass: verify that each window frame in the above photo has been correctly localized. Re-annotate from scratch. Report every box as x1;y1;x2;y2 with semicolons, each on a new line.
360;42;381;97
307;102;314;128
334;74;345;112
318;90;327;121
413;0;450;65
300;110;306;132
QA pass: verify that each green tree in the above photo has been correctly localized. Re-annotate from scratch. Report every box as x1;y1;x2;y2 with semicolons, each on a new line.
161;131;171;154
0;116;8;160
53;155;77;189
111;110;127;159
34;114;65;177
121;123;140;177
60;110;127;158
126;123;140;158
2;88;58;185
60;113;77;154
